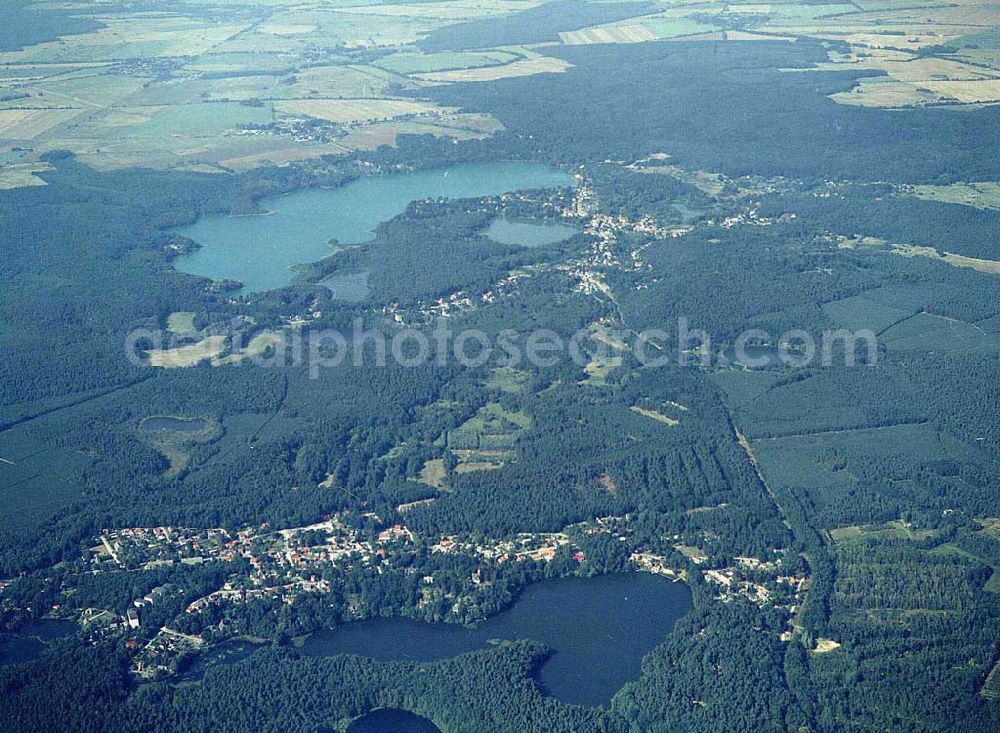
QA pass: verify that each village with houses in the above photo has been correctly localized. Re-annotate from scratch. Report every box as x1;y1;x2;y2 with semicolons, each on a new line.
2;508;808;681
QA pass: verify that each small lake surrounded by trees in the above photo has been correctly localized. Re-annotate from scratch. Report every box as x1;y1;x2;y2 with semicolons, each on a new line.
0;618;76;666
346;708;442;733
139;416;210;433
320;270;371;303
483;217;579;248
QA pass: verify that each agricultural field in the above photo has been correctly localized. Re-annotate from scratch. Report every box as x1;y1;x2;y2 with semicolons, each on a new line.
630;406;680;426
580;354;621;387
413;56;571;81
275;98;444;125
166;312;198;334
555;0;1000;108
834;77;1000;106
418;457;448;489
485;366;532;393
446;402;531;471
146;335;228;368
829;519;939;544
890;243;1000;275
0;108;80;139
978;517;1000;541
828;77;942;107
375;49;523;74
906;182;1000;211
0;159;51;189
0;0;994;173
560;17;718;45
0;2;513;170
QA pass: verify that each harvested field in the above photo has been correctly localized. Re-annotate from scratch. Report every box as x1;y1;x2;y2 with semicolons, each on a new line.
218;143;351;172
337;115;501;150
890;244;1000;275
486;366;531;393
258;24;318;36
560;18;716;45
811;638;842;654
147;336;227;368
283;64;420;99
26;73;148;108
580;357;620;387
561;24;658;45
631;406;680;426
920;79;1000;103
0;161;51;188
276;98;444;124
830;77;939;107
376;50;519;75
419;458;447;489
455;461;503;474
396;498;436;513
415;57;571;82
908;182;1000;210
877;57;1000;83
629;161;727;197
0;108;80;139
166;312;197;333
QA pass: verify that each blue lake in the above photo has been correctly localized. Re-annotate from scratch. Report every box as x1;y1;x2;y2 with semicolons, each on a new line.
300;572;691;708
320;270;371;303
176;640;260;683
347;709;442;733
0;618;76;666
0;635;44;666
140;416;209;433
483;217;579;248
174;162;574;293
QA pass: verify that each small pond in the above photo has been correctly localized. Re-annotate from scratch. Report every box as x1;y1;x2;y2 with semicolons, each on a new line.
140;416;210;433
0;618;76;666
483;217;578;248
321;270;371;303
346;709;442;733
176;639;261;683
